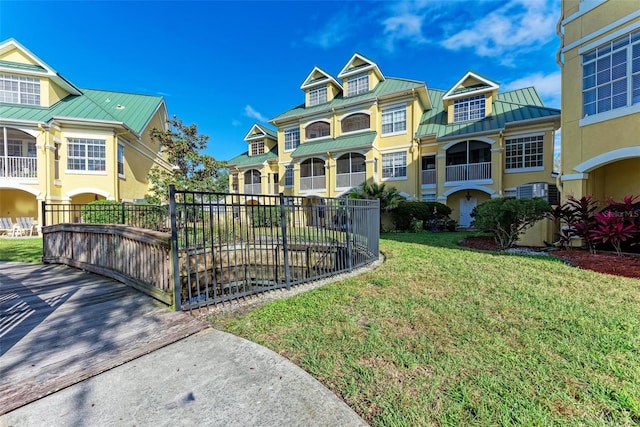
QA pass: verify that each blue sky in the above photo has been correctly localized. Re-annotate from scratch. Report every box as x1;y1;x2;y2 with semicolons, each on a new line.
1;0;561;161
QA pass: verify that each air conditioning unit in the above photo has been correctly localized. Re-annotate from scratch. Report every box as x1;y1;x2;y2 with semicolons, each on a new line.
516;182;559;205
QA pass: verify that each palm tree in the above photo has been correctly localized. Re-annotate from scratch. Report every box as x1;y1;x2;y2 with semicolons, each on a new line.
349;182;405;229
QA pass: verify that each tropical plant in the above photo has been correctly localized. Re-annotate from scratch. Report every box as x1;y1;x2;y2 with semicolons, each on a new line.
589;210;636;256
563;195;599;253
472;198;551;249
348;182;404;211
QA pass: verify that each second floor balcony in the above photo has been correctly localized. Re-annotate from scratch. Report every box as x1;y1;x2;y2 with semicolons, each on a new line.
244;183;262;194
300;175;326;191
0;156;37;179
445;162;491;182
421;169;436;185
336;171;365;189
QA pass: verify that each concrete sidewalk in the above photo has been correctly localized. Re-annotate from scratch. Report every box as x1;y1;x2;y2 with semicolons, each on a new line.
1;328;368;427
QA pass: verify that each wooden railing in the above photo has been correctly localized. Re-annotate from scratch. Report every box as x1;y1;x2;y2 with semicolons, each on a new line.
42;224;173;305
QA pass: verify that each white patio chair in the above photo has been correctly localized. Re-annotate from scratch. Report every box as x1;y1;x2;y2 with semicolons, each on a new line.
16;217;36;236
0;218;14;235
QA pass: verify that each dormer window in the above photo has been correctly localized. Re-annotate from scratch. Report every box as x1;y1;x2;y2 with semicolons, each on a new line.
453;95;485;122
347;73;369;97
0;74;40;105
309;86;327;106
250;139;265;156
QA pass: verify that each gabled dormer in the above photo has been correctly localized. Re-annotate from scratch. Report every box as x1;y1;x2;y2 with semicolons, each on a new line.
442;71;499;124
0;38;81;108
337;53;385;98
300;66;342;108
244;123;277;156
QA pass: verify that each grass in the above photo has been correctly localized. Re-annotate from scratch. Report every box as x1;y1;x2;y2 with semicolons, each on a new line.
211;232;640;426
0;237;43;263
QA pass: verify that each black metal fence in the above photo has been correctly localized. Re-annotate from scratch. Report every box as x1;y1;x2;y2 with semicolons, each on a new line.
42;202;169;231
169;186;380;311
40;189;380;311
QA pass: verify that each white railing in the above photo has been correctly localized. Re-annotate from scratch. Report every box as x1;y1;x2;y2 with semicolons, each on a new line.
445;162;491;182
0;156;37;178
300;175;326;191
244;183;262;194
421;169;436;185
336;172;366;188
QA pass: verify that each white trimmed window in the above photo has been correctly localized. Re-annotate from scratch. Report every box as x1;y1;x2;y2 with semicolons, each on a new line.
284;128;300;151
347;73;368;97
305;121;330;140
453;95;485;122
309;86;327;106
67;138;106;171
250;139;265;156
0;74;40;105
381;105;406;135
284;165;294;187
342;113;370;133
421;193;437;202
505;135;544;170
582;29;640;116
382;151;407;179
117;144;125;176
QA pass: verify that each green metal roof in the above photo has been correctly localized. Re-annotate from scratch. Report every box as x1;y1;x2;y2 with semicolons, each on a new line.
271;77;425;122
227;148;278;167
0;59;46;73
291;131;376;158
415;87;559;140
0;88;164;135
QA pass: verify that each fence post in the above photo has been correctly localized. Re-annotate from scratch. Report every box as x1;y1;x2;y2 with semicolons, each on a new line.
345;197;353;272
279;193;291;290
41;201;47;227
169;185;181;311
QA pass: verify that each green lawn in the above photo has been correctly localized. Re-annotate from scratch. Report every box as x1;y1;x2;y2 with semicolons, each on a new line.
0;237;43;264
212;232;640;426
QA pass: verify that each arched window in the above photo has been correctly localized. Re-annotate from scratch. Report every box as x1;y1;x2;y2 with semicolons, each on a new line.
336;153;366;188
341;114;370;133
300;158;326;190
244;169;261;184
305;121;330;140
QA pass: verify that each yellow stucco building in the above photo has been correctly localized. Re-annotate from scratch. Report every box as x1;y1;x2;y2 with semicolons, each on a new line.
228;53;561;233
0;39;173;230
559;0;640;202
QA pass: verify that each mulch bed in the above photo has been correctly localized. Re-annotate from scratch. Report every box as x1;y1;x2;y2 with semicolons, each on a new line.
460;236;640;280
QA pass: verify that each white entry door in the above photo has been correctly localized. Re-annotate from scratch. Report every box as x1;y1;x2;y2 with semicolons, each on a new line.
459;197;477;227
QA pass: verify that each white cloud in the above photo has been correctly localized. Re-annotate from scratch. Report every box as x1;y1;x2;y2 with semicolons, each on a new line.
440;0;557;65
504;71;561;108
244;105;267;123
304;14;351;49
231;119;242;127
381;13;428;52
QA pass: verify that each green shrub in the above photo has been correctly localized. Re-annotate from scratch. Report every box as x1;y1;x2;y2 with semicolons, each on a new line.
392;201;453;232
81;200;122;224
248;206;287;227
472;198;551;249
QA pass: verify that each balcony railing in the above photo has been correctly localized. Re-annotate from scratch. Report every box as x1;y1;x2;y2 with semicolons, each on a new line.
244;183;262;194
300;175;326;191
421;169;436;185
336;171;366;188
445;162;491;182
0;156;37;178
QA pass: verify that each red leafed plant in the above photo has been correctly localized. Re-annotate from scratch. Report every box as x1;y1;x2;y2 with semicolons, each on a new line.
589;211;637;256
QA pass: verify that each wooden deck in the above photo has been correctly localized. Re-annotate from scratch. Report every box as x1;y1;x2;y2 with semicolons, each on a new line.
0;262;207;415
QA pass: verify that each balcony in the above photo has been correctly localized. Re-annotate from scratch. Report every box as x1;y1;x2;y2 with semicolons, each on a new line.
336;171;365;189
0;156;37;178
244;183;262;194
445;162;491;182
300;176;326;191
421;169;436;185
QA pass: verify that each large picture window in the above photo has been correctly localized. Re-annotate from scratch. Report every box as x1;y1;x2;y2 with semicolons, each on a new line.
582;29;640;116
381;106;406;135
305;121;330;140
0;74;40;105
382;151;407;179
453;95;485;122
284;128;300;151
67;138;106;171
250;139;265;156
341;113;370;133
505;135;544;170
